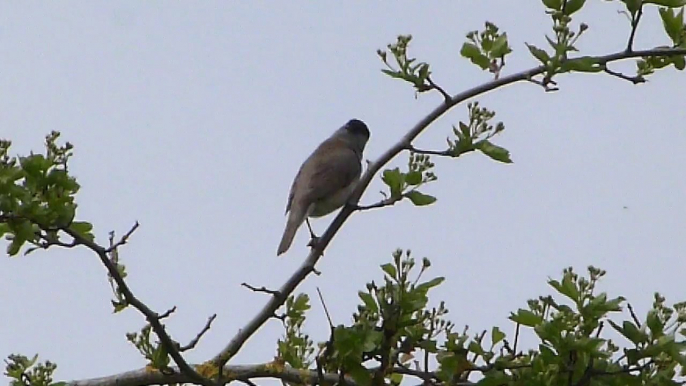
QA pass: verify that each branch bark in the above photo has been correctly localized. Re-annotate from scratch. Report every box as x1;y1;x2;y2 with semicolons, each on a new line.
66;363;478;386
66;363;353;386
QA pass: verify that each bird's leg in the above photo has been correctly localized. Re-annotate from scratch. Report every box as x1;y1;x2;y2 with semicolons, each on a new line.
305;218;321;248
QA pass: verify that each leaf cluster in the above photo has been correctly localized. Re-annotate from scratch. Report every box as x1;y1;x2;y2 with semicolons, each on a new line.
0;132;93;256
4;354;62;386
273;259;686;386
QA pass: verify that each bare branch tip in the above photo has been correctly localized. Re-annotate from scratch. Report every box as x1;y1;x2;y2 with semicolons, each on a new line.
604;67;645;84
158;306;177;320
179;313;217;352
241;282;281;297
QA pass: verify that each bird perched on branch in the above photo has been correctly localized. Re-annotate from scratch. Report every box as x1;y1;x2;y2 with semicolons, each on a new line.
277;119;371;256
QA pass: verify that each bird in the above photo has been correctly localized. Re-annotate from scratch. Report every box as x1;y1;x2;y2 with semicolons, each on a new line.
277;119;371;256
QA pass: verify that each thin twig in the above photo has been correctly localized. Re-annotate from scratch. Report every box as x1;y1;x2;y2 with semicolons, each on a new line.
241;283;281;297
354;196;403;211
407;145;453;157
527;76;559;92
391;366;439;382
240;379;259;386
426;76;451;103
424;309;435;382
473;362;532;372
158;306;177;320
628;303;642;327
316;287;334;328
575;357;594;386
179;314;217;352
105;221;140;253
595;321;604;338
513;322;521;354
604;67;645;84
210;45;686;370
626;5;643;53
592;360;654;376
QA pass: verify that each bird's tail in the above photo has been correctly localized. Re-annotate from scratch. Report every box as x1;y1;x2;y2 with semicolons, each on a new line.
277;203;307;256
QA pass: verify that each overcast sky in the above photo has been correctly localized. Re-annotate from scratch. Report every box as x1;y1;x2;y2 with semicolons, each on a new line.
1;2;685;384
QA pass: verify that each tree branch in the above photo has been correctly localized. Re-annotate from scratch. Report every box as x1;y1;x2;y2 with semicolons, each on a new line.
407;145;462;158
627;303;642;327
66;363;361;386
426;75;451;103
105;221;140;253
354;195;404;211
241;282;281;296
61;227;212;386
603;66;645;84
179;314;217;352
209;45;686;370
626;5;643;53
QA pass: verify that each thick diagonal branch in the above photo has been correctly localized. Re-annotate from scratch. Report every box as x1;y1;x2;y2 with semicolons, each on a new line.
211;46;686;369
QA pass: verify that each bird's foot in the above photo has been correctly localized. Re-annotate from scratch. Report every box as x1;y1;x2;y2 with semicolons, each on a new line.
307;235;321;249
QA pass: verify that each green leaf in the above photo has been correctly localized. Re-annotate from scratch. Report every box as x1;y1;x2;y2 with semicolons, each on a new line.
461;43;490;69
526;43;550;64
292;293;310;312
509;309;543;327
381;263;397;278
468;341;485;356
565;0;586;15
491;326;505;345
561;274;580;302
475;140;513;163
458;122;471;139
382;168;404;197
112;299;129;313
646;310;664;337
605;296;626;312
7;236;25;256
542;0;563;10
69;221;93;235
405;190;437;206
621;320;646;344
490;34;512;58
672;55;686;70
381;69;405;80
415;277;445;292
561;56;603;73
151;345;170;369
20;154;50;177
645;0;686;7
622;0;642;14
358;291;378;313
405;170;422;185
659;8;684;44
388;373;403;385
348;364;372;386
0;223;9;238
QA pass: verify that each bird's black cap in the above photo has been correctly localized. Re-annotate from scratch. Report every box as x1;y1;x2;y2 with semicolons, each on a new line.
345;119;370;138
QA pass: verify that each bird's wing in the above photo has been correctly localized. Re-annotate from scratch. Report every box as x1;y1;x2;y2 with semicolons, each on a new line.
303;138;361;203
286;137;361;213
285;163;305;213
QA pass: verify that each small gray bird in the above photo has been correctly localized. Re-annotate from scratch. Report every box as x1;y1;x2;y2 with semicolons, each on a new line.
277;119;371;255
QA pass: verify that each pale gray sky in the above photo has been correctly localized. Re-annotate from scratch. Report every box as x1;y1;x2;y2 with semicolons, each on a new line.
1;2;685;383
